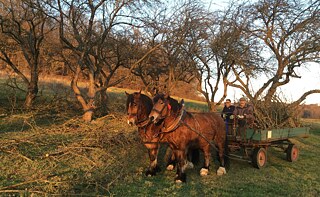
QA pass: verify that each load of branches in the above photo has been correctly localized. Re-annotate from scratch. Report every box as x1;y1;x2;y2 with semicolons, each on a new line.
253;96;302;130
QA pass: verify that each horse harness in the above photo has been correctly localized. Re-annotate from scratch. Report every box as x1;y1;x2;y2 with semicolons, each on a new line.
149;101;228;155
153;108;187;138
135;100;187;145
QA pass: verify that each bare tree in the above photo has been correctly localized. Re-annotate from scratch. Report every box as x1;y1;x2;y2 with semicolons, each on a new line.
46;0;161;121
221;0;320;127
0;0;52;108
130;1;203;95
172;2;263;111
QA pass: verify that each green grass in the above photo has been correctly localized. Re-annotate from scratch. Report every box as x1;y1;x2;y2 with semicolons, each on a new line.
109;128;320;197
0;79;320;196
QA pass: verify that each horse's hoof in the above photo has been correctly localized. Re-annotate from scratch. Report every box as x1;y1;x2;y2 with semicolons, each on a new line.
166;164;174;171
200;168;209;176
145;170;155;177
217;167;226;176
175;179;183;183
186;161;194;169
175;173;186;183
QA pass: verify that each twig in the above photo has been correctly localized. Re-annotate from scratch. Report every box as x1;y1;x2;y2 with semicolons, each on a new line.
65;146;103;150
0;190;46;194
107;168;124;189
0;179;45;190
2;150;33;162
69;151;97;166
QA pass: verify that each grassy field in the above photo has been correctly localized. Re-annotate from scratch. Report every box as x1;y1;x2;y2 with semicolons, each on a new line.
0;80;319;196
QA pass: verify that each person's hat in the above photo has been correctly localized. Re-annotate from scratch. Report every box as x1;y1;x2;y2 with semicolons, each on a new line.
239;97;246;101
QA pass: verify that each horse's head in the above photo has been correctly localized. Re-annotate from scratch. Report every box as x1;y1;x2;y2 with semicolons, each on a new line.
149;93;183;123
125;91;153;126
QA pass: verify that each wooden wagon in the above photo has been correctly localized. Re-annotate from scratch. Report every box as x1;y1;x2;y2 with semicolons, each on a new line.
227;126;310;168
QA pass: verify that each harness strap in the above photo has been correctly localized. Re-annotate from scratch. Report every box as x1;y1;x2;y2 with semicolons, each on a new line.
151;108;163;114
162;109;186;133
136;118;150;128
152;108;186;138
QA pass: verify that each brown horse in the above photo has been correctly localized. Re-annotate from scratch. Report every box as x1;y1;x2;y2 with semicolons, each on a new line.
126;91;163;176
149;93;227;183
126;91;198;176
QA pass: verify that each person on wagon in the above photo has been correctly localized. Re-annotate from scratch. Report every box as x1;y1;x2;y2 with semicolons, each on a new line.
221;99;235;135
233;97;254;140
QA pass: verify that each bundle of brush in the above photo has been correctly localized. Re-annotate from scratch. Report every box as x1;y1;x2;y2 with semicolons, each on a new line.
252;96;301;129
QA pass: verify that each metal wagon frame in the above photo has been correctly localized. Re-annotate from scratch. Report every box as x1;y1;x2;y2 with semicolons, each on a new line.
226;122;310;169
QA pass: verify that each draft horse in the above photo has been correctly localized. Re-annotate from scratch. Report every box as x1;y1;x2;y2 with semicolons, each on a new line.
126;91;164;176
126;91;197;176
149;93;227;183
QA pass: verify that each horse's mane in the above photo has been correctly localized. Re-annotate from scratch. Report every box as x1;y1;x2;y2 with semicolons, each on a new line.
138;93;153;115
153;93;181;113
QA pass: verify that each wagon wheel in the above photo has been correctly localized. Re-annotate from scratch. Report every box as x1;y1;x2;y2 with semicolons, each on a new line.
252;147;267;169
286;144;299;162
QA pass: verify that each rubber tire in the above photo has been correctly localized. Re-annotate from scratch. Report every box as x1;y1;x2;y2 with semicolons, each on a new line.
286;144;299;162
252;147;267;169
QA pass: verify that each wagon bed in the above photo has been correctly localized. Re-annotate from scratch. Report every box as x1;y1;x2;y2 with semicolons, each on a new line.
244;127;309;142
227;126;310;169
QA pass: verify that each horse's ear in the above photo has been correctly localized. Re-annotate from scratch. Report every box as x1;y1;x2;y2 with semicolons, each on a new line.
138;89;142;94
136;91;141;98
180;99;185;106
152;87;159;95
125;91;129;96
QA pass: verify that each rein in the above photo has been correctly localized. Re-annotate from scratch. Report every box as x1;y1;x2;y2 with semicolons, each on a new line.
181;119;244;160
155;109;186;136
136;117;150;128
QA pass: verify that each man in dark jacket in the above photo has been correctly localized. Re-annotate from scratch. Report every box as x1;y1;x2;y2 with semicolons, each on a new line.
221;99;235;121
233;97;254;140
221;99;235;135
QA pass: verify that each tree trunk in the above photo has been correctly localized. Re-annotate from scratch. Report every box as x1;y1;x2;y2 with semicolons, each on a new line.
83;109;94;122
71;67;96;122
24;75;38;108
84;73;96;122
82;97;95;122
99;90;109;115
209;102;217;112
24;90;37;108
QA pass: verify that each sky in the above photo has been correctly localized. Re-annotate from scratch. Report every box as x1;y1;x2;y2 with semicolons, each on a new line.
276;63;320;105
222;63;320;105
202;0;320;105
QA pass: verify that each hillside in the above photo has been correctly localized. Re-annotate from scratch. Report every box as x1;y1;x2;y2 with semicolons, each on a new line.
0;67;206;103
300;104;320;119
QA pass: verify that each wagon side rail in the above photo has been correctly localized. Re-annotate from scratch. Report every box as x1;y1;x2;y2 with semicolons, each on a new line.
245;127;310;142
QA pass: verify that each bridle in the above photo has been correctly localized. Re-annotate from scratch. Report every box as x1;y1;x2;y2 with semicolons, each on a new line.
128;100;150;128
127;101;138;117
150;99;170;121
